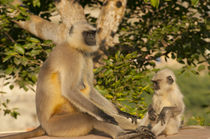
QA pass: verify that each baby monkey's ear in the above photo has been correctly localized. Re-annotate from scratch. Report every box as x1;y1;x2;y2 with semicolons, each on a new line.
167;75;174;84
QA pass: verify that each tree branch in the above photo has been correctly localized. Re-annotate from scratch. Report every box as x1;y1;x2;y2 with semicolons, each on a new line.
15;15;68;44
55;0;87;28
96;0;127;48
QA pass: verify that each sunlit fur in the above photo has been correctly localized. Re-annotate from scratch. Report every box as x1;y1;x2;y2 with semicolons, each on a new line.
67;23;99;53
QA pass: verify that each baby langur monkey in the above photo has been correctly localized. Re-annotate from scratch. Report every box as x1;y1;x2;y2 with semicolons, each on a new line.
138;69;185;136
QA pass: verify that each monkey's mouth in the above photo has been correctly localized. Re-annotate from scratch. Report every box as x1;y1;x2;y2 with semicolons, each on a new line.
153;85;160;90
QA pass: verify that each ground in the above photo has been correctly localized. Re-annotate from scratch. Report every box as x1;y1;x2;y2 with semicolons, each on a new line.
1;127;210;139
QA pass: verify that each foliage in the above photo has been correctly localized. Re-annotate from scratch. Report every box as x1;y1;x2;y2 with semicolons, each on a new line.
95;0;209;115
120;0;209;69
0;0;55;92
94;51;156;117
0;92;20;119
0;0;54;118
0;0;209;119
176;70;210;126
145;0;200;8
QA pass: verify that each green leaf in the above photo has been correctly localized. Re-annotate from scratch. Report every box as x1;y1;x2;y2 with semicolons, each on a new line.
33;0;41;7
4;109;10;115
31;49;41;56
9;84;14;90
0;91;7;94
5;66;13;74
28;37;40;43
10;111;20;119
14;57;21;65
191;0;199;5
151;0;159;8
14;44;25;55
5;51;18;56
20;57;28;66
3;55;12;63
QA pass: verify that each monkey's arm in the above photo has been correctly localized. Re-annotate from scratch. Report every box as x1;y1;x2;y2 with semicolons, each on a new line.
137;104;157;127
60;73;117;125
148;104;158;121
64;90;117;125
89;88;141;129
157;106;183;126
89;88;118;115
91;89;140;120
116;108;140;124
90;88;139;120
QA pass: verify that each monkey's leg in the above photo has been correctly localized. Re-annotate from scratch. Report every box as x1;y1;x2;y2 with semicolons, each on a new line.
162;105;184;135
151;109;172;136
164;117;181;135
92;119;124;138
151;120;168;136
93;119;155;139
44;112;94;137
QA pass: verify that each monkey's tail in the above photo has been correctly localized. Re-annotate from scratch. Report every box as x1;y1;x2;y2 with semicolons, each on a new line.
0;125;45;139
181;125;205;129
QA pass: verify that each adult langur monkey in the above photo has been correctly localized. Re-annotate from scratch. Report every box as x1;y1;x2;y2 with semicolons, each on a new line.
138;69;185;136
0;0;155;139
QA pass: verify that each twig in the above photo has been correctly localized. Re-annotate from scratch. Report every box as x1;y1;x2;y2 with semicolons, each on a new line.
4;32;16;43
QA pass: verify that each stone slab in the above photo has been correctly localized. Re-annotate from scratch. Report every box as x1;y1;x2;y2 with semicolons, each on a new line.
1;127;210;139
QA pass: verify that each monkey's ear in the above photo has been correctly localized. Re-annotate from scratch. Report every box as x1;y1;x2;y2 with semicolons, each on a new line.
167;76;174;84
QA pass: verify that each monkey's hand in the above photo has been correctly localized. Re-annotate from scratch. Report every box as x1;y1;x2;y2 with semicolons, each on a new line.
117;108;140;124
148;104;157;121
157;107;170;125
96;110;118;125
117;127;156;139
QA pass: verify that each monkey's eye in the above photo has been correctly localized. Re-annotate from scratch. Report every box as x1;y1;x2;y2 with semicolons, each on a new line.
167;76;174;84
85;30;96;38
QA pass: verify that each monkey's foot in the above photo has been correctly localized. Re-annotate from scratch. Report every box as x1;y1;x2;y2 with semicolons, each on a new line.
135;126;156;139
116;130;141;139
117;126;156;139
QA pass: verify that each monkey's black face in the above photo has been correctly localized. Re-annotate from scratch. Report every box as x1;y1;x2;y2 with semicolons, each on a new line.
152;80;160;90
82;30;96;46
